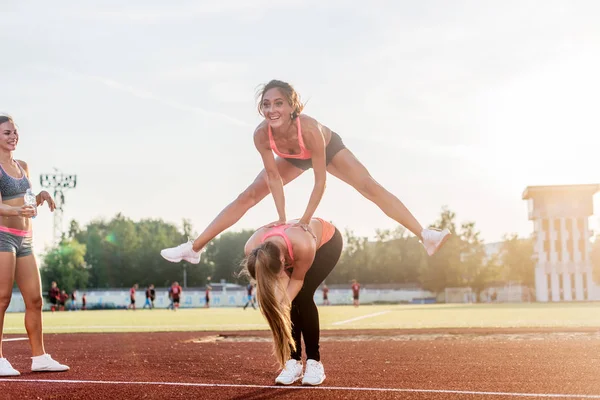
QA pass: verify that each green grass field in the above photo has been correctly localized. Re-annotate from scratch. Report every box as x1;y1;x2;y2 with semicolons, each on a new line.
3;303;600;334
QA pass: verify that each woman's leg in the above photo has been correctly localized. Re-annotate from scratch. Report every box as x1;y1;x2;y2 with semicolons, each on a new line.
14;254;45;356
192;158;304;252
327;149;424;239
0;252;16;358
296;230;343;361
14;250;69;372
289;301;303;361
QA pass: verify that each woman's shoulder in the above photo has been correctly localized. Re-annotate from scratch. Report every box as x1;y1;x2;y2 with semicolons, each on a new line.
244;227;268;254
298;114;331;137
287;225;317;250
251;122;271;152
254;120;269;136
298;114;318;127
253;121;270;147
15;159;29;171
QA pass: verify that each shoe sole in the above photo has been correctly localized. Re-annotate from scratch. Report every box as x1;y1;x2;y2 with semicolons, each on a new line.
160;252;182;263
275;375;303;385
302;374;326;386
160;252;201;264
428;230;451;256
32;367;70;372
0;372;20;377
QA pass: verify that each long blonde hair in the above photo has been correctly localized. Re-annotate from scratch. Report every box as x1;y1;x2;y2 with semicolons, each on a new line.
240;241;295;368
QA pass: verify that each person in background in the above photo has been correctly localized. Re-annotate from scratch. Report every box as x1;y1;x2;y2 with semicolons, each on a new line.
69;291;77;311
204;284;212;308
48;281;60;313
322;284;330;306
170;282;182;311
59;290;68;312
351;280;360;307
243;283;257;310
128;284;138;310
143;284;155;309
150;284;156;308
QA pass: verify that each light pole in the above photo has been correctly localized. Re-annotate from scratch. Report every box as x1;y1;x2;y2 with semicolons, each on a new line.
40;169;77;245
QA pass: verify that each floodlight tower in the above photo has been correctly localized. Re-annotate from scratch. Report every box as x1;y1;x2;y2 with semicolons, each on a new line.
40;169;77;245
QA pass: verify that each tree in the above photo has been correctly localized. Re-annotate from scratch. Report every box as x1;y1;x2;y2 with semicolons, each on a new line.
72;215;193;288
41;238;89;293
206;230;254;284
499;234;535;287
369;227;424;284
327;229;370;284
459;222;492;300
67;220;81;239
419;207;462;295
418;206;497;300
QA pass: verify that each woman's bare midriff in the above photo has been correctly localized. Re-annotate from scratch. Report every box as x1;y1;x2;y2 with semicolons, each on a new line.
1;197;32;231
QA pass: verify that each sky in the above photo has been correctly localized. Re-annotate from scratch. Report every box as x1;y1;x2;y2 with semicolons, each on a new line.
2;0;600;256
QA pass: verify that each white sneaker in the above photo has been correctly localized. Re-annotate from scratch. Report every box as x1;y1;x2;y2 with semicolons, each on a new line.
275;359;303;385
302;359;325;386
31;354;69;372
421;228;451;256
160;241;202;264
0;358;20;376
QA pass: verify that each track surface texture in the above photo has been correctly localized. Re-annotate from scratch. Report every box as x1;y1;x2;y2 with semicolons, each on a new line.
1;328;599;399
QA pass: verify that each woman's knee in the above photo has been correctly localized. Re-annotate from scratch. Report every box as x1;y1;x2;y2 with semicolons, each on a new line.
356;176;383;200
237;181;269;208
24;294;43;310
0;293;11;312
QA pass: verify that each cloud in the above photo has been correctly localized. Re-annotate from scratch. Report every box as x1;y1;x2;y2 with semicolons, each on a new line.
63;0;327;24
35;65;253;128
159;62;249;81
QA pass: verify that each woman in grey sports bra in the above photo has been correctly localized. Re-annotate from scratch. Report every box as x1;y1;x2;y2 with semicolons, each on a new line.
0;115;69;376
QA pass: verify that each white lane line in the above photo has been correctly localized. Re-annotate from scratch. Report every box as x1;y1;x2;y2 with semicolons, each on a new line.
1;337;28;342
3;324;266;331
0;378;597;398
331;310;391;326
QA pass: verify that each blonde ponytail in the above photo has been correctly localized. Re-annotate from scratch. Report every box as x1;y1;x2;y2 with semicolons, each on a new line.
241;242;295;368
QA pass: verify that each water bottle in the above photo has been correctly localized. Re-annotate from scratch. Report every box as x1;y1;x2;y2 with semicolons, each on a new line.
24;188;37;219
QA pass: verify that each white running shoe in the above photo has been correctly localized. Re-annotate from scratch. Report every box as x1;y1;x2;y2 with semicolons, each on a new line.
0;358;20;376
275;359;303;385
31;354;70;372
302;359;325;386
421;228;451;256
160;240;202;264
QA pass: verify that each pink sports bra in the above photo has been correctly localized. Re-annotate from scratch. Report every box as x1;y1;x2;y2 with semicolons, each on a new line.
259;218;336;268
267;118;311;160
261;224;295;268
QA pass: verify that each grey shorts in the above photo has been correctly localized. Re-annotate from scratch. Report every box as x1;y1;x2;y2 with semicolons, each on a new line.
0;229;33;258
282;131;346;171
